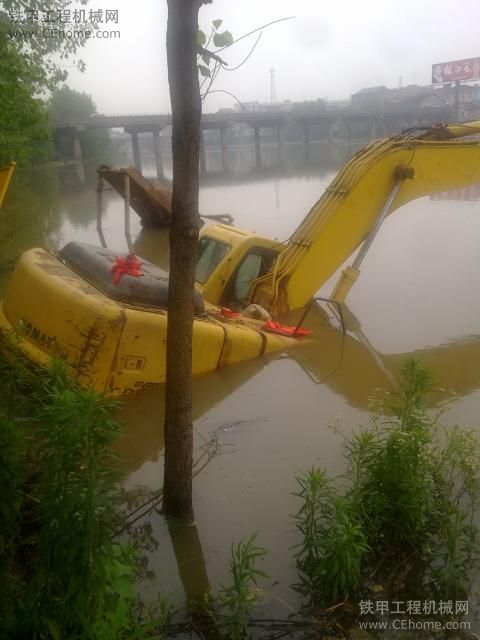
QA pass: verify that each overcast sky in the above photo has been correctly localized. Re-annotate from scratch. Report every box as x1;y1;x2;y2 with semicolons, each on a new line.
65;0;480;114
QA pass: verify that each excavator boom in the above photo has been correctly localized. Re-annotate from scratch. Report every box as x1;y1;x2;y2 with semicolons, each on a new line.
250;122;480;313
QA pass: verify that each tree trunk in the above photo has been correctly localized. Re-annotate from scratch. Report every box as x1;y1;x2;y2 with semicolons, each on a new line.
163;0;202;521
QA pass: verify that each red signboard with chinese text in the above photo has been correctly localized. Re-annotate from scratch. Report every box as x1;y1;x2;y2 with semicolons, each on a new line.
432;58;480;84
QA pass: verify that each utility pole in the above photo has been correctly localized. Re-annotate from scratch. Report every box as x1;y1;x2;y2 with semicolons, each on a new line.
270;67;277;104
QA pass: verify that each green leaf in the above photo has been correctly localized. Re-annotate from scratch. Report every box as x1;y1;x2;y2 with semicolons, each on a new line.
197;29;206;46
213;30;234;48
212;19;223;29
47;620;61;640
198;64;211;78
112;575;134;598
201;53;211;65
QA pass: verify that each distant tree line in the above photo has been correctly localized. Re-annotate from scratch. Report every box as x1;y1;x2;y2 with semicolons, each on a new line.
0;2;108;166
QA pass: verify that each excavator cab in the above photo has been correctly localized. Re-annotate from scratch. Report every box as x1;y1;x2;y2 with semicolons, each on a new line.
219;248;277;310
194;223;280;309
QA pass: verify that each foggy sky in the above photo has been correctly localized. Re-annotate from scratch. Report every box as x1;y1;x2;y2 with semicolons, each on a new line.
66;0;480;114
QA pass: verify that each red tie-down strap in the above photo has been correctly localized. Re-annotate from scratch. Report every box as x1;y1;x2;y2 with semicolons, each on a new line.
263;320;311;338
111;254;143;284
220;307;241;319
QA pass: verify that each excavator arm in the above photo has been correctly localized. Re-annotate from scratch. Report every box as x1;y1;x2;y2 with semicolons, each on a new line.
249;122;480;314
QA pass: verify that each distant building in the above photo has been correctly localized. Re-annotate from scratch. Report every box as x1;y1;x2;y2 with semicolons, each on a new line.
232;100;294;113
325;98;349;110
351;86;389;109
437;83;480;118
291;99;326;113
385;84;446;111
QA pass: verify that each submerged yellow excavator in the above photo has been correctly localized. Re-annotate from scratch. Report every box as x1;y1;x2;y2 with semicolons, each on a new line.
2;122;480;394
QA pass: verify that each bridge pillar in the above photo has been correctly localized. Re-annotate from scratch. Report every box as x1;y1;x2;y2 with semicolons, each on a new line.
131;131;142;172
276;124;283;163
381;117;387;137
72;132;83;163
328;121;337;143
253;125;261;169
199;129;207;174
72;131;85;183
346;120;352;144
219;126;228;172
152;129;163;180
302;121;310;161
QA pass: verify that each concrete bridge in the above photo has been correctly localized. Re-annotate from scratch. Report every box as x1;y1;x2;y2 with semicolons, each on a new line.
53;105;453;177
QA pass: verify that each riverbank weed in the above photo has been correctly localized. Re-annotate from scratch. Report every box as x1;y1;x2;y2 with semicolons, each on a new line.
293;360;480;604
293;468;369;603
0;346;167;639
219;533;267;639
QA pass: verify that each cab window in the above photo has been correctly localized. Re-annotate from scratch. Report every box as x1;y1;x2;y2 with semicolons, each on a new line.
195;236;230;284
233;253;263;302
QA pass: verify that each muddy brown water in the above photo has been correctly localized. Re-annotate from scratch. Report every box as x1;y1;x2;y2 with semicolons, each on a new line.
2;142;480;628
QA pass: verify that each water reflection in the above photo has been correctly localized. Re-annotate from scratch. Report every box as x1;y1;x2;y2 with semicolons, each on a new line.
167;517;212;605
116;299;480;476
115;357;267;474
115;302;480;623
0;167;63;290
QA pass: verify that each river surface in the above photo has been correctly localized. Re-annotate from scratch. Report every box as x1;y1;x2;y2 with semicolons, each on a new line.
2;141;480;628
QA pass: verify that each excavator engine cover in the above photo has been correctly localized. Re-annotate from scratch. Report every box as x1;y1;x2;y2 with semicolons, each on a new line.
59;242;205;314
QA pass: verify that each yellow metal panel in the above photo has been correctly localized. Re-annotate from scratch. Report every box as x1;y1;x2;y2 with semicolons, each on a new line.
262;330;296;354
219;318;296;366
219;322;264;367
110;308;226;394
191;317;226;373
1;249;125;391
0;162;15;209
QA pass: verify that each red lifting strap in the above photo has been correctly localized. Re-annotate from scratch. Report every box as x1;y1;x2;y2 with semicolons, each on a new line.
111;254;143;284
220;307;241;318
263;320;311;338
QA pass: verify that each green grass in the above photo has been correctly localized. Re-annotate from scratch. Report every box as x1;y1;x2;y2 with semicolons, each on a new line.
293;360;480;605
0;337;168;639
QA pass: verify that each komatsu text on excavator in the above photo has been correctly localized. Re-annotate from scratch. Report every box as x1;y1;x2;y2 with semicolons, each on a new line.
1;122;480;393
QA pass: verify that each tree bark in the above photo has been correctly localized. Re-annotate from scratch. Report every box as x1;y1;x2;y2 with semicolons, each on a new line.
163;0;202;521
